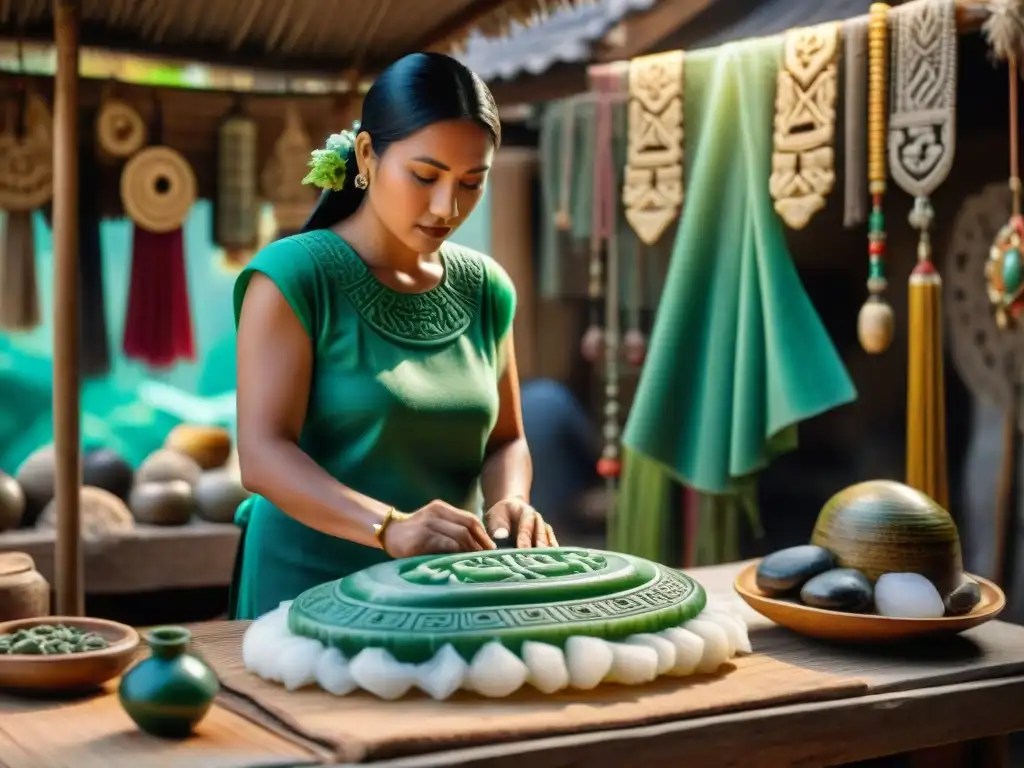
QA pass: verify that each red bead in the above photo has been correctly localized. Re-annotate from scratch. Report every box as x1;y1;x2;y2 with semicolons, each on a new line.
868;241;886;256
1014;215;1024;238
596;457;621;478
912;260;936;276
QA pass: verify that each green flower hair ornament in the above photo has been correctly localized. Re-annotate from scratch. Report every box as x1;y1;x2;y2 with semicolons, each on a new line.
301;123;360;191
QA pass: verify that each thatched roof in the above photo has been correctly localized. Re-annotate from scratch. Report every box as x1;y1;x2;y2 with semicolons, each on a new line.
0;0;591;75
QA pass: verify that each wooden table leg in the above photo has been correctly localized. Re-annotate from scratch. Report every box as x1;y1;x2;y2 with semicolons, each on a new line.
906;735;1009;768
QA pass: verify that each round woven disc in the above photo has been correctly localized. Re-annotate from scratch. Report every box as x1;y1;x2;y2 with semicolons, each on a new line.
289;547;706;663
0;135;53;212
97;100;147;158
120;146;197;233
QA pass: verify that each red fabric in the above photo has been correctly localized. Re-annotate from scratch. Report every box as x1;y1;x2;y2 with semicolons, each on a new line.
122;225;195;367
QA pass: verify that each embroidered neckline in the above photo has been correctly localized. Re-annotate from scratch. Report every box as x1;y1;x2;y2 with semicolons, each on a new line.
298;229;484;347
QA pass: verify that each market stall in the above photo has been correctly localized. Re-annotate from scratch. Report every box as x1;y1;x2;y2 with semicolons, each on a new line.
0;1;1021;767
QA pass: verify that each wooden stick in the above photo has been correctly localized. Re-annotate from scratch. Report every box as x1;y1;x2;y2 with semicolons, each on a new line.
51;0;83;617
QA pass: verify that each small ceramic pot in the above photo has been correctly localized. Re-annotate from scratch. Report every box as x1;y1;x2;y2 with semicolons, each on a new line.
118;626;219;738
0;552;49;621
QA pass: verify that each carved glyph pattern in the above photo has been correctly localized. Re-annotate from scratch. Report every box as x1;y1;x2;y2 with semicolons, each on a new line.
888;0;957;198
623;50;684;246
402;550;610;585
769;23;839;230
292;562;697;635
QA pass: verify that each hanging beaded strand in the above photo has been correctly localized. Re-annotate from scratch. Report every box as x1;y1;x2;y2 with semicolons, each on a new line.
587;64;626;481
580;94;607;364
858;2;895;354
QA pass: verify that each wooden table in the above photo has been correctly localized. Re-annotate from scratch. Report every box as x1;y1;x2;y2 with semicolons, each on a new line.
0;520;239;594
1;560;1021;767
322;561;1024;768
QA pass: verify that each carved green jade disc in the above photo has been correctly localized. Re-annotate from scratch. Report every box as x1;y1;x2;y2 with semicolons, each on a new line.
288;547;706;663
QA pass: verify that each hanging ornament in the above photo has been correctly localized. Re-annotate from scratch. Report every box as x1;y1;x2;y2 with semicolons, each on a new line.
984;2;1024;327
261;103;317;237
120;146;196;234
857;3;895;355
215;100;260;265
889;0;958;509
120;93;197;368
96;84;146;160
0;87;53;213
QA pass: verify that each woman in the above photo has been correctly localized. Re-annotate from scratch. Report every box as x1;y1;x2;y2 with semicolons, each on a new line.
230;53;555;621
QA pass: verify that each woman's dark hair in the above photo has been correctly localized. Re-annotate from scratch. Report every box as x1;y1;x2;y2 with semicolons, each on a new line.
302;53;501;232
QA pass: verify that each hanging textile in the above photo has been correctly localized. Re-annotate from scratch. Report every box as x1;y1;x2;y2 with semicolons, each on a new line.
0;211;38;331
537;97;662;305
79;109;111;378
612;447;673;563
889;0;957;510
842;16;869;229
622;36;857;496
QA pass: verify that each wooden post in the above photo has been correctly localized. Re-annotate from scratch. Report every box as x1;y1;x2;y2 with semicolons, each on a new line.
52;0;83;616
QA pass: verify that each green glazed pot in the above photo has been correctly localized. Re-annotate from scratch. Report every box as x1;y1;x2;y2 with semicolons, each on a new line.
118;626;220;739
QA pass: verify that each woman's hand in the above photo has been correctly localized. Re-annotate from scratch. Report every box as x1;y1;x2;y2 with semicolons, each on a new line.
485;496;558;548
383;500;496;558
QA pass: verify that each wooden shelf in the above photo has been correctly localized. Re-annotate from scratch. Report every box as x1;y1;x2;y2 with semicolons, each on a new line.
0;520;240;595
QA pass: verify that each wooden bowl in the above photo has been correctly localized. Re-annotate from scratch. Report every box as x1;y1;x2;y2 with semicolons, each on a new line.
811;480;963;597
0;616;140;691
734;562;1005;643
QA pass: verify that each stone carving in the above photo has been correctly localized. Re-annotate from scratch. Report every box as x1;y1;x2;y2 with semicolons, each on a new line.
288;548;706;663
769;23;839;230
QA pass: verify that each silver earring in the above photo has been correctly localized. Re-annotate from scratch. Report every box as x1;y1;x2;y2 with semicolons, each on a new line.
354;173;368;190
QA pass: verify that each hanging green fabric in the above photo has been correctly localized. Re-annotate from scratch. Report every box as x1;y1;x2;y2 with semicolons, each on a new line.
611;447;673;563
537;95;647;302
622;36;857;496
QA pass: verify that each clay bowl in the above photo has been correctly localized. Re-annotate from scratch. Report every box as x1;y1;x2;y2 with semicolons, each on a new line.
734;562;1005;642
811;480;963;597
0;616;140;692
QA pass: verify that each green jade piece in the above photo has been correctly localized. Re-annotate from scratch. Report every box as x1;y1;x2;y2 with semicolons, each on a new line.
288;547;707;664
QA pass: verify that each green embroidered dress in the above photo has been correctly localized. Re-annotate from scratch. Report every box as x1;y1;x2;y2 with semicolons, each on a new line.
229;229;516;620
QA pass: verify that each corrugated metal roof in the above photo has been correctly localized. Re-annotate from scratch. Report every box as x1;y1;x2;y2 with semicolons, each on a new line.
457;0;657;81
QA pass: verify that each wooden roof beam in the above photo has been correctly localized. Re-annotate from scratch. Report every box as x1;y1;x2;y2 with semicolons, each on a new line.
595;0;714;63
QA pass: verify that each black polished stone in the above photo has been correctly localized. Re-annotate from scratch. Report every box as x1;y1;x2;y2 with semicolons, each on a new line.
800;567;874;613
755;545;836;596
944;579;982;616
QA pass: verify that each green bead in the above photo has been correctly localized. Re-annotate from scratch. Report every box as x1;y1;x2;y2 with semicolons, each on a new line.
869;209;885;232
289;548;708;663
869;259;885;279
1003;248;1022;293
